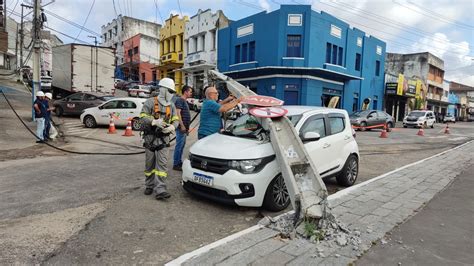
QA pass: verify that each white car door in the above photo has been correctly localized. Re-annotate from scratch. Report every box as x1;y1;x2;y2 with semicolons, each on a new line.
97;100;120;125
117;100;138;124
325;113;351;173
299;114;331;175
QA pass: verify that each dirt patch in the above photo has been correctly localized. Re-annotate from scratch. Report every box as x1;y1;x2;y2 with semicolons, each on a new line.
0;203;107;264
0;145;66;162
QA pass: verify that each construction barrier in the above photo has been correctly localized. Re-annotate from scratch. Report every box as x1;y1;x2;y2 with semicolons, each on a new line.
122;120;134;137
352;123;389;131
444;124;450;134
108;116;117;134
379;123;389;138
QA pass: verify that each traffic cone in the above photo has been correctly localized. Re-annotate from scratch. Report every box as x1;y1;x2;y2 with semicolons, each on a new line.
444;124;450;134
122;120;134;136
379;124;389;138
417;127;425;136
108;117;116;134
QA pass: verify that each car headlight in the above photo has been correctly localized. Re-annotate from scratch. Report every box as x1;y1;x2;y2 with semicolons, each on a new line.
228;155;275;174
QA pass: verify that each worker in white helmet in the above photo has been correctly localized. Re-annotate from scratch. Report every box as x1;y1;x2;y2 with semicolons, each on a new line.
139;78;179;200
33;91;46;143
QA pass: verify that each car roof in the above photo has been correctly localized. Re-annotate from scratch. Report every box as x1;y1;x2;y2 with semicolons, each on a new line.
108;97;147;102
283;105;347;116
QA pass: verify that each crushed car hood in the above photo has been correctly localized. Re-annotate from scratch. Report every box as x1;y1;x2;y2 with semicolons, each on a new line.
189;133;274;160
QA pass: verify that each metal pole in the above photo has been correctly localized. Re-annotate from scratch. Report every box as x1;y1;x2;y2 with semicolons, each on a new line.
20;5;24;68
32;0;42;121
90;45;93;91
95;39;98;92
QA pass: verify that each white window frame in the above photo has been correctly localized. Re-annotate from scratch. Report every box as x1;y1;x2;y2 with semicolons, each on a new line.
288;14;303;26
357;37;363;47
376;45;382;55
237;24;254;38
330;25;342;39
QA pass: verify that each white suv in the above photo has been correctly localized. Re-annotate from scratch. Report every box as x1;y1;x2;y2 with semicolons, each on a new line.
403;110;436;128
182;106;360;211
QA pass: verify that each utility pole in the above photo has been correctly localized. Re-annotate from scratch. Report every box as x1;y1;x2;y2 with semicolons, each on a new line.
32;0;42;120
19;4;33;69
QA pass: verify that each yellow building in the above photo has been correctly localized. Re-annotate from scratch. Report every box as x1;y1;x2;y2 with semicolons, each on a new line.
158;14;189;94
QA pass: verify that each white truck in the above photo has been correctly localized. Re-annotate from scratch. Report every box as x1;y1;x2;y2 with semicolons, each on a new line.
52;44;115;97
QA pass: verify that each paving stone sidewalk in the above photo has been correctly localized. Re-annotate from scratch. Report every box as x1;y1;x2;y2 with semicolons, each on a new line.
175;141;474;265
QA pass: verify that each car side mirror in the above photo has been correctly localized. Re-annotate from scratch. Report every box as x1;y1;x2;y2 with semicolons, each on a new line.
301;132;320;142
98;105;104;110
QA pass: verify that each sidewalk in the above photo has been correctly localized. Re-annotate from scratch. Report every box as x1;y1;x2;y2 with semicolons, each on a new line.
169;141;474;265
357;163;474;265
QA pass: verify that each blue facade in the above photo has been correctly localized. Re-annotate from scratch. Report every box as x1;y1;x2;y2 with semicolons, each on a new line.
448;92;459;116
217;5;386;113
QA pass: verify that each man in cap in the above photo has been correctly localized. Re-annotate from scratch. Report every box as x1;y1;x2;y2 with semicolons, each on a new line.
33;91;47;143
139;78;180;200
43;92;55;141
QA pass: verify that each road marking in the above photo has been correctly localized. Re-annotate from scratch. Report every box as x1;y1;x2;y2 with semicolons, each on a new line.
166;139;474;265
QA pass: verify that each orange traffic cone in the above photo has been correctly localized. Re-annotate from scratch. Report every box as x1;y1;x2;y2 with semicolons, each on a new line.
417;127;425;136
379;124;389;138
122;120;134;136
444;124;450;134
108;117;116;134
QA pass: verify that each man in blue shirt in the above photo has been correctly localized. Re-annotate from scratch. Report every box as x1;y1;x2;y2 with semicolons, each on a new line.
173;85;193;171
198;86;242;139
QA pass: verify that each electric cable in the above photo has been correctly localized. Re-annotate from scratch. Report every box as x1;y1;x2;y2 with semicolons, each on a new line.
73;0;96;43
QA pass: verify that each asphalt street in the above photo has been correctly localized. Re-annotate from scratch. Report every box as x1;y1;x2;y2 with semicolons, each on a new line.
1;84;474;264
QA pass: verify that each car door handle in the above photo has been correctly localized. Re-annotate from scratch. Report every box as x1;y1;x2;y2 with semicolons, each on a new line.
323;143;331;149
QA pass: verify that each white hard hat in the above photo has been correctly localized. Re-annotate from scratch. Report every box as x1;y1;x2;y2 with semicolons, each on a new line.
158;78;176;92
45;92;53;99
36;91;45;97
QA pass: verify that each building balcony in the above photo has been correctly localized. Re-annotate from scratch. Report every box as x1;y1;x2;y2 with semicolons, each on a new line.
427;79;443;89
281;57;305;67
160;52;182;64
427;93;441;101
185;51;217;66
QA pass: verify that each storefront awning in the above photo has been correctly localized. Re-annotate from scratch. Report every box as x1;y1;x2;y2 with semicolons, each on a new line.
223;66;363;82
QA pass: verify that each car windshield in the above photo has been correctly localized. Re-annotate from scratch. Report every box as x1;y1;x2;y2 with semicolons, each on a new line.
223;114;262;139
287;114;302;126
351;110;370;117
408;111;425;117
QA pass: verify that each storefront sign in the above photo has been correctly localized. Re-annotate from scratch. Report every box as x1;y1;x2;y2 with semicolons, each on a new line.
406;80;417;96
385;83;398;94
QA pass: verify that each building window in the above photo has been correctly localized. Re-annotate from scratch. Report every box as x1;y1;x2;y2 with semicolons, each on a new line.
376;45;382;55
133;47;138;54
211;30;216;50
249;41;255;61
235;45;240;64
357;37;362;47
375;60;380;76
287;35;302;57
353;93;359;112
332;44;337;65
373;99;378;109
288;14;303;26
242;43;248;62
338;47;343;65
330;24;342;38
325;43;331;63
355;53;361;71
128;49;132;57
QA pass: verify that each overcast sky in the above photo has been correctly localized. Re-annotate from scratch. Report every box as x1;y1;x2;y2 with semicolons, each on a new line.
6;0;474;86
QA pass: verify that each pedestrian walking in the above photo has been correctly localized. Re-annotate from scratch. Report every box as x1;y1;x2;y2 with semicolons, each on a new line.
43;92;55;141
33;91;47;143
173;85;193;171
139;78;179;200
198;86;242;140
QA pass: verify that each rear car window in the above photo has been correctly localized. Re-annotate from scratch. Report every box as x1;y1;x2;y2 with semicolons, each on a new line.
68;93;83;101
329;117;345;134
84;94;97;101
118;101;137;109
102;101;119;109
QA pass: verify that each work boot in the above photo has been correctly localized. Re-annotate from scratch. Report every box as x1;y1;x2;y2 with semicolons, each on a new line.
144;188;153;195
172;164;182;171
155;191;171;200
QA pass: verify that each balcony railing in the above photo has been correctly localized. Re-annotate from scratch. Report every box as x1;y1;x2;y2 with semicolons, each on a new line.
160;52;178;64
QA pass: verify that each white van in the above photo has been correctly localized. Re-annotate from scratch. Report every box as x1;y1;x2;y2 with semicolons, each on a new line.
403;110;436;128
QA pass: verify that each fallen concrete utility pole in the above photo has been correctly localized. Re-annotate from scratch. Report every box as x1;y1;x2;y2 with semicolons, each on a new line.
209;70;328;223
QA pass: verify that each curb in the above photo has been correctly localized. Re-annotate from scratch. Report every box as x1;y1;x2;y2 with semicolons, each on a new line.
166;140;473;265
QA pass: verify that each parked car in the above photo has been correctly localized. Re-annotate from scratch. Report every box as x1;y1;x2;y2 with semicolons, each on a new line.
182;106;360;211
403;110;436;128
128;85;151;98
54;92;114;116
80;97;147;130
186;98;203;111
350;110;394;131
443;114;456;123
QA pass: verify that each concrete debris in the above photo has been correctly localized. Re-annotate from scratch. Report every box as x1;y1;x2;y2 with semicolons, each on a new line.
366;228;373;233
411;250;415;253
133;250;143;254
334;254;340;258
123;231;133;236
440;223;445;227
381;239;387;245
420;239;424;242
354;230;361;237
397;240;403;244
336;235;348;246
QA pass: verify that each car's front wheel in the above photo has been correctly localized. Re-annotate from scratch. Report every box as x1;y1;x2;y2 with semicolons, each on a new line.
336;154;359;187
263;174;290;212
83;115;97;128
131;118;142;131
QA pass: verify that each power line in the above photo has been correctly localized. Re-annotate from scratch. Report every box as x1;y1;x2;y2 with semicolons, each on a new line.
116;0;123;15
8;0;20;17
112;0;118;17
177;0;183;17
73;0;96;43
154;0;164;24
43;9;101;36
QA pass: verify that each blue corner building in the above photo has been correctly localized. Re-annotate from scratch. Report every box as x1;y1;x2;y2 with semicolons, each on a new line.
217;5;386;112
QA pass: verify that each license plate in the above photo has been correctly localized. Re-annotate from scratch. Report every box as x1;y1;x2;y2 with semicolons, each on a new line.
192;172;213;187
